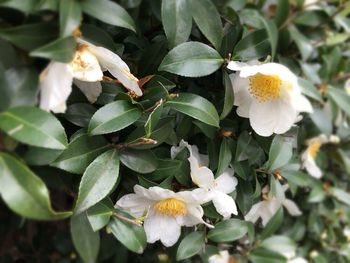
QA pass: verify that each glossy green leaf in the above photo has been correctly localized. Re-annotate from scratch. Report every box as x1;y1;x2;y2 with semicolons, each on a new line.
0;106;68;150
259;17;278;60
64;103;97;127
0;23;56;51
165;93;220;127
328;87;350;117
266;135;293;171
87;200;113;232
81;0;136;32
30;36;76;63
234;29;270;60
289;25;313;61
120;149;158;174
89;100;141;135
159;41;224;77
75;150;120;214
298;78;322;102
250;248;287;263
207;219;248;242
0;67;38;111
145;100;163;137
24;146;63;166
220;71;235;119
260;208;284;239
190;0;223;50
0;153;72;220
274;0;289;27
330;187;350;206
176;232;205;260
59;0;82;37
71;213;100;263
52;134;109;174
109;217;147;254
161;0;192;48
216;138;232;176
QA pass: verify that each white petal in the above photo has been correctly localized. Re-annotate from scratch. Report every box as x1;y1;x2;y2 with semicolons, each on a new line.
245;202;263;224
227;60;261;71
289;258;308;263
249;100;298;136
230;73;253;118
283;199;302;216
143;210;162;244
302;153;322;178
69;49;103;82
180;204;214;228
176;188;213;204
39;62;73;113
191;166;215;190
88;45;142;96
209;250;231;263
261;199;281;226
134;185;174;201
212;191;238;219
73;79;102;103
240;63;296;82
214;168;237;194
293;94;313;113
115;193;151;217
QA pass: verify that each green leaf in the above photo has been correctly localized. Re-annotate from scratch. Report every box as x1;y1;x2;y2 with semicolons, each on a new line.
87;200;113;232
24;146;63;166
0;106;68;150
161;0;192;48
250;248;287;263
261;235;296;257
89;100;141;135
207;219;248;242
64;103;97;128
109;217;147;254
259;17;278;60
0;23;56;51
120;149;158;174
289;25;313;61
216;138;232;176
165;93;220;127
75;150;120;214
59;0;82;37
298;78;322;102
81;0;136;32
274;0;289;27
145;100;163;137
281;170;310;187
30;36;76;63
52;134;109;174
71;213;100;263
328;87;350;117
158;41;224;77
190;0;223;50
233;29;270;60
0;67;38;111
260;208;284;239
266;135;293;171
176;232;205;261
329;187;350;206
0;153;72;220
220;71;235;119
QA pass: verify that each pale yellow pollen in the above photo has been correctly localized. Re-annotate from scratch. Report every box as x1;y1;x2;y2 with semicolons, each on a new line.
70;45;96;72
249;73;282;102
308;141;321;159
154;198;187;217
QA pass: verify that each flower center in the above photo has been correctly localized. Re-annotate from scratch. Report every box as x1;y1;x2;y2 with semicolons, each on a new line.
308;141;321;159
154;198;187;217
249;73;282;102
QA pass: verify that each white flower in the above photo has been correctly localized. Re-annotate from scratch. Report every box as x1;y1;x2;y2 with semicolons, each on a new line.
171;140;238;219
208;250;233;263
116;185;212;247
245;186;301;226
301;134;328;178
39;38;142;113
227;61;312;137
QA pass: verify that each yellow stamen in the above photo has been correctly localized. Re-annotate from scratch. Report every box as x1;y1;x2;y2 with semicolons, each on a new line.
154;198;187;217
308;141;321;159
249;73;282;102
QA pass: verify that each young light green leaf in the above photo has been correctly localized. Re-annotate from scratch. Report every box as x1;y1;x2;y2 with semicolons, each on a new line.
0;106;68;150
59;0;82;37
0;153;72;220
51;134;109;174
207;219;248;242
109;217;147;254
75;150;120;214
71;213;100;263
30;36;76;63
165;93;220;127
266;135;293;171
81;0;136;32
161;0;192;48
120;149;158;174
176;232;205;261
190;0;223;50
220;71;235;119
89;100;141;135
159;41;224;77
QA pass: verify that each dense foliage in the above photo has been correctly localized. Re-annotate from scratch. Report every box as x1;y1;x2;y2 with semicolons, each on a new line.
0;0;350;262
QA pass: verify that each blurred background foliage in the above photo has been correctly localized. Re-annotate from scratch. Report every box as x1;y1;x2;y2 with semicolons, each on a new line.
0;0;349;262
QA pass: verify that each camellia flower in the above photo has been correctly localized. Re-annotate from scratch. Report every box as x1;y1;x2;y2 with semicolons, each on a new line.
171;140;238;219
116;185;212;247
39;38;142;113
245;186;301;226
301;134;329;178
208;250;233;263
227;61;312;137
